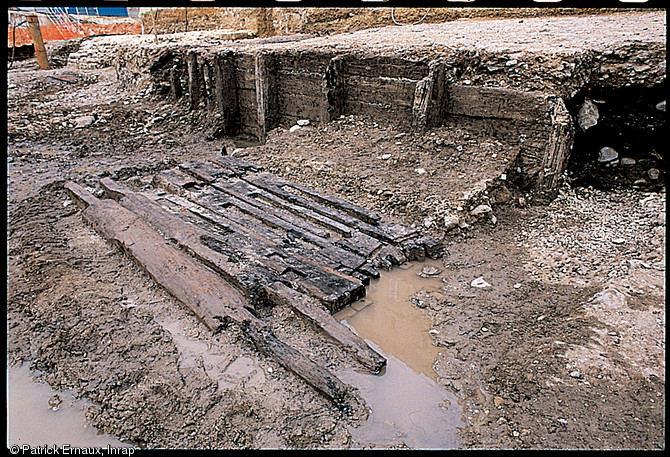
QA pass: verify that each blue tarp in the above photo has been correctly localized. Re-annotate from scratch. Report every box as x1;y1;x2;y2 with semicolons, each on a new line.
67;7;128;17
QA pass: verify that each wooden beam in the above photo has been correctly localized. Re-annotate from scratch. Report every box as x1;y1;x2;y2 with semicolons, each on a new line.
212;53;239;134
268;282;386;373
323;56;346;121
255;51;278;143
26;14;49;70
65;181;352;407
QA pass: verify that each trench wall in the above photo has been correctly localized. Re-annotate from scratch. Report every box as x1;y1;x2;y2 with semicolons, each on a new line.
147;46;573;201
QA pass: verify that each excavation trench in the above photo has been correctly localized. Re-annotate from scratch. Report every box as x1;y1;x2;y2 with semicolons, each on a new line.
8;11;665;449
565;82;666;191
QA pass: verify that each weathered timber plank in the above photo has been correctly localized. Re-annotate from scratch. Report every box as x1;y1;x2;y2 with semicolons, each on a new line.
267;282;386;373
153;168;204;197
445;86;552;122
260;173;381;225
412;74;434;130
344;76;417;107
255;51;278;143
344;57;428;80
159;186;370;274
241;318;350;407
104;177;366;311
323;56;346;121
179;161;236;184
220;178;355;237
177;163;335;241
535;96;575;202
65;182;250;330
187;50;206;110
252;173;417;244
214;155;264;176
211;53;239;134
157;169;330;244
65;182;351;406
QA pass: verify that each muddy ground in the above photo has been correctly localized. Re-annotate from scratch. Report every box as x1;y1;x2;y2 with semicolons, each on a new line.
6;13;666;451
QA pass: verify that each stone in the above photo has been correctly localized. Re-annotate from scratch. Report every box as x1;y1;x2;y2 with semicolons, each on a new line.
577;98;599;131
620;157;636;167
289;125;301;133
419;265;442;277
444;213;459;231
409;290;438;309
655;100;666;112
493;396;505;407
380;154;392;160
470;204;492;216
415;168;426;175
471;276;491;288
597;146;618;163
297;119;310;126
569;370;581;378
647;168;660;181
73;115;95;127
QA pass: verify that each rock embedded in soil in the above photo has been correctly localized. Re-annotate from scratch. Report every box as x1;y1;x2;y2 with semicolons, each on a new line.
598;147;619;163
577;98;599;131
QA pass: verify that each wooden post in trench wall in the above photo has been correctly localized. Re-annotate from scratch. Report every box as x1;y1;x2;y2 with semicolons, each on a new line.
255;51;278;144
26;14;50;70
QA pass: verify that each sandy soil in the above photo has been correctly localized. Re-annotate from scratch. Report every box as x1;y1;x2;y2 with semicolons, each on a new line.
6;11;665;450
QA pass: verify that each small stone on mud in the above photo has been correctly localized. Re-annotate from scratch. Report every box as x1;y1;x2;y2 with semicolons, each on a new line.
48;394;62;410
471;276;491;288
380;153;392;160
73;115;95;128
569;370;581;378
289;125;301;133
493;396;505;407
297;119;310;126
419;265;442;277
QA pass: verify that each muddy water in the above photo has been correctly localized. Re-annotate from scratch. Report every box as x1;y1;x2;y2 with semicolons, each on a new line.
6;363;133;448
334;259;463;449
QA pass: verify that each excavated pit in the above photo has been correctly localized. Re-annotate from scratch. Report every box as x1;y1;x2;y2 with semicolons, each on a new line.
7;10;666;450
566;83;666;190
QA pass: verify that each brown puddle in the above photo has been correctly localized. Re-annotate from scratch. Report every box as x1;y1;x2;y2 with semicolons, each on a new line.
334;259;464;449
6;363;133;448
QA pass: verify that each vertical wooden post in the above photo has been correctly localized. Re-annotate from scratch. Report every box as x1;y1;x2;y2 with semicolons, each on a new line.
169;65;182;100
412;76;434;130
323;56;346;121
535;96;574;203
26;14;49;70
187;51;205;110
213;53;239;135
255;51;277;144
412;60;445;131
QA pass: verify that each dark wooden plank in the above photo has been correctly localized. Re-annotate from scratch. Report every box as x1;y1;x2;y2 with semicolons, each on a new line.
278;178;381;225
102;178;366;312
267;282;386;373
65;181;251;330
241;318;350;407
219;177;355;237
178;163;336;241
65;182;351;406
213;155;264;176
